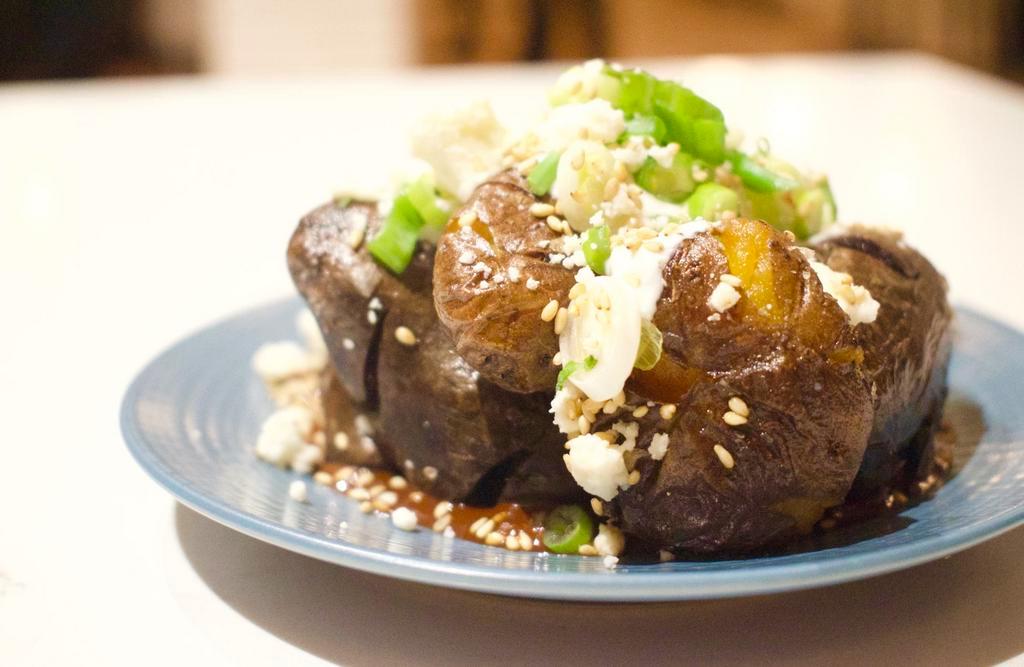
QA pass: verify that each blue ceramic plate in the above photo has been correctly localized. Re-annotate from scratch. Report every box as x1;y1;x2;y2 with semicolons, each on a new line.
121;299;1024;601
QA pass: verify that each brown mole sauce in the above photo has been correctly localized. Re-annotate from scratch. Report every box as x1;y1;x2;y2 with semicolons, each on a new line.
318;463;547;551
317;421;956;557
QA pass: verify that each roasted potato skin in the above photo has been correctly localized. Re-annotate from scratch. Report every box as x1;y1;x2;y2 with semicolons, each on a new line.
289;199;579;503
609;218;875;554
319;364;384;467
288;201;385;406
812;226;952;498
433;169;576;393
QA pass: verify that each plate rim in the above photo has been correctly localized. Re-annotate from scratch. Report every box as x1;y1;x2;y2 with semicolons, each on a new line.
120;298;1024;601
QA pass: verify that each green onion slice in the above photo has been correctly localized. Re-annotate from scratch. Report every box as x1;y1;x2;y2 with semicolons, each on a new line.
634;320;663;371
727;150;800;194
556;355;597;391
404;176;451;229
367;194;424;274
542;505;595;554
621;113;667;144
583;225;611;274
633;153;695;203
685;182;740;221
528;151;561;196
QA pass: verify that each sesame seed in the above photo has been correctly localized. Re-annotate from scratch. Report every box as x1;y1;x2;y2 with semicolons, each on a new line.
394;326;417;346
342;338;355;350
591;498;604;515
571;150;585;170
526;277;540;290
632;406;649;418
355;468;374;487
569;282;586;299
392;507;418;531
723;411;748;426
518;156;539;173
359;501;373;514
603;178;619;200
368;483;386;497
728;396;749;417
475;519;496;539
485;531;504;546
518;531;533;551
627;470;641;485
505;533;521;550
614;161;629;181
578;415;591;434
552;352;563;366
348;487;371;501
546;215;564;233
458;210;477;227
554;307;568;334
469;517;487;534
348;225;365;249
719;273;742;287
530;202;555;217
367;310;378;325
313;471;333;485
423;466;439;481
578;544;598;556
601;401;618;415
433;513;452;532
376;490;398;507
713;444;735;469
409;491;424;503
433;501;453;519
659;550;675;562
288;480;308;502
659;404;677;420
541;299;559;322
387;475;407;490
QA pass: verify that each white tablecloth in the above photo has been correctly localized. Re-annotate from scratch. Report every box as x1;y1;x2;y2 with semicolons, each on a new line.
3;52;1022;665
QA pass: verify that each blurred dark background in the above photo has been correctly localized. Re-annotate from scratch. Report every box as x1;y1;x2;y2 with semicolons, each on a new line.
2;0;1022;82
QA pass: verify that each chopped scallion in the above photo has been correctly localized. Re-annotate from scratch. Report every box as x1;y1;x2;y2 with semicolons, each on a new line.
528;151;561;196
583;225;611;274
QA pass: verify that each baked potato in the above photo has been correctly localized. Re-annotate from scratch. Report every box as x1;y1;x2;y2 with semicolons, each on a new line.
288;198;580;503
433;169;576;393
812;225;952;499
604;218;875;553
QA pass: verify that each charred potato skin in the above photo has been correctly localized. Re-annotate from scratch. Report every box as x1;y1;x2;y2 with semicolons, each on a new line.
812;226;953;498
433;169;575;393
610;219;875;554
289;198;579;503
288;201;385;406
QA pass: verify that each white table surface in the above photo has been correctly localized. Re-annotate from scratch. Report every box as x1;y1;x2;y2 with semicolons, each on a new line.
3;52;1023;666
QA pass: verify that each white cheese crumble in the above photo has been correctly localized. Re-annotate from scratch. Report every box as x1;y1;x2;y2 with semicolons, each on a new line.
255;405;315;468
610;136;650;171
594;523;626;557
288;480;308;503
564;433;630;501
391;507;418;531
649;432;670;460
291;444;324;474
550;384;582;436
410;100;506;201
603;555;619;569
458;250;476;265
525;277;540;290
536;99;625;154
708;281;741;313
810;261;880;325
